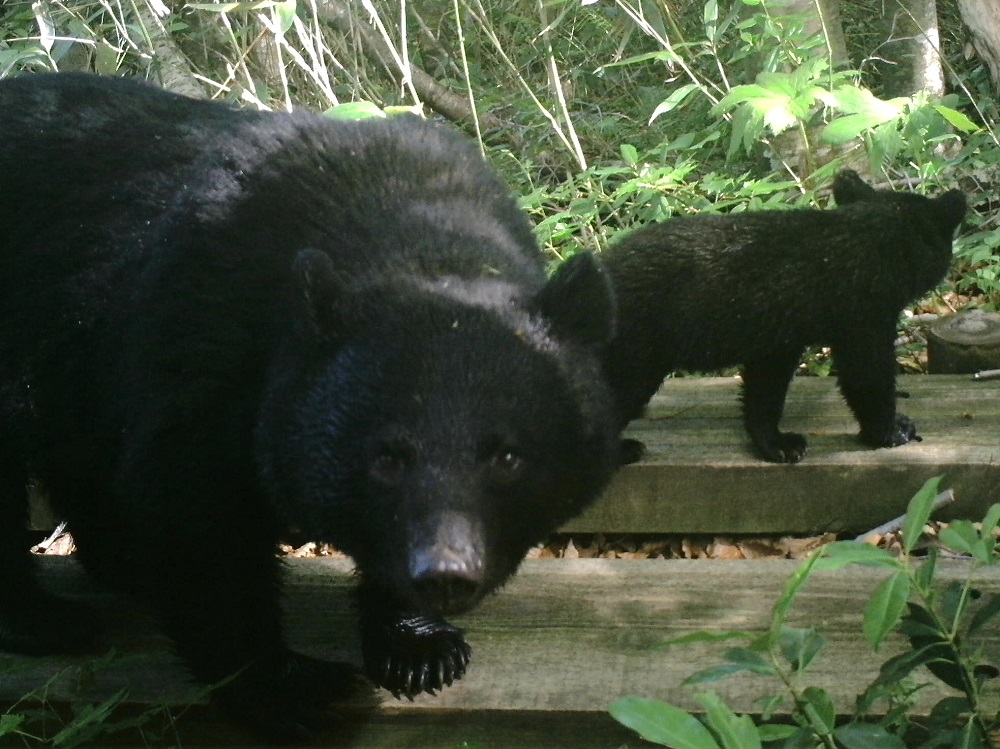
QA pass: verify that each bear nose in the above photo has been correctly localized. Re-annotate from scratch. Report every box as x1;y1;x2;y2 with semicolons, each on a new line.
408;512;485;614
410;551;483;614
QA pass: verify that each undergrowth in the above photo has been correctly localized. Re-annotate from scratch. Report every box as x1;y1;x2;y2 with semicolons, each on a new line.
611;477;1000;749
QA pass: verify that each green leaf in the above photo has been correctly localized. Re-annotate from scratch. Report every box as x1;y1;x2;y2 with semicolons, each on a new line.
187;1;279;11
813;541;900;571
713;80;801;135
939;521;992;563
800;687;835;735
683;664;769;686
696;692;762;749
902;476;943;554
872;647;936;689
597;49;681;70
322;101;386;121
913;548;938;596
50;687;130;747
777;626;825;672
939;580;966;629
780;727;819;749
822;113;895;145
609;697;721;749
768;551;824;640
703;0;719;43
932;104;979;133
834;722;907;749
968;593;1000;635
650;83;701;124
273;0;295;34
831;86;907;118
757;694;785;720
723;647;776;674
928;696;974;731
957;718;989;749
755;723;798;742
657;631;752;650
980;503;1000;537
902;603;966;690
864;571;912;650
0;714;26;737
620;144;639;168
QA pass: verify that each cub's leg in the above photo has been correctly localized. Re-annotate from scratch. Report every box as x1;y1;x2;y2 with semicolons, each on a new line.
740;349;806;463
833;331;918;448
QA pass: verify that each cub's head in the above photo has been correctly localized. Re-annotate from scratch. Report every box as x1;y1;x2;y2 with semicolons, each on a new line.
832;169;966;295
833;168;966;241
258;250;619;616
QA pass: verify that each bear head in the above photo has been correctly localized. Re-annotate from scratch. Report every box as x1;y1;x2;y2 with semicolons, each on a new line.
257;250;619;616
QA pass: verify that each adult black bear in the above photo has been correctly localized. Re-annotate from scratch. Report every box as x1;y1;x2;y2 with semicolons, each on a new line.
601;170;966;463
0;73;620;736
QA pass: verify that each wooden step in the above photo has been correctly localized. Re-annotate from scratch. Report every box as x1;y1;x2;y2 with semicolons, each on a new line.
4;374;999;746
568;374;1000;534
2;557;998;747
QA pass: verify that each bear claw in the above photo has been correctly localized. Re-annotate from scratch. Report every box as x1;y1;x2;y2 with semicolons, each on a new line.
364;614;471;698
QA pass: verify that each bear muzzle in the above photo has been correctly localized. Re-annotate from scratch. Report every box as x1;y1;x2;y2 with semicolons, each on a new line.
408;511;485;615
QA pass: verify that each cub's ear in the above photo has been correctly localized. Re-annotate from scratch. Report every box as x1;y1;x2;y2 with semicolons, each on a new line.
291;249;343;342
832;169;876;205
534;251;616;347
933;189;967;234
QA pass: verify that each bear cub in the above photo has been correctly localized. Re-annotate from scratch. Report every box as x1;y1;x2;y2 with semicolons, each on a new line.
601;170;966;463
0;73;621;736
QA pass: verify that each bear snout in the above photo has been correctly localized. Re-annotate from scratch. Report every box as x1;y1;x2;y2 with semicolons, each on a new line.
408;512;485;614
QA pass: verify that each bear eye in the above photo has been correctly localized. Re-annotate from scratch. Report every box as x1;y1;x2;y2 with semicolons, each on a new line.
487;446;525;483
369;441;415;486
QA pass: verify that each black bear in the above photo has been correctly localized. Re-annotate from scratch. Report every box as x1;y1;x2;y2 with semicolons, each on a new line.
0;73;620;736
601;170;966;463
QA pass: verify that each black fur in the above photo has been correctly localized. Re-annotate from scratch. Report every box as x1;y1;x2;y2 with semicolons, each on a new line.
601;170;966;463
0;73;620;736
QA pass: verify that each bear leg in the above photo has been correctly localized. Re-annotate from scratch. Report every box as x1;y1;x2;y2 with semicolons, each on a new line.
833;333;919;447
741;350;807;463
0;457;100;655
152;540;369;737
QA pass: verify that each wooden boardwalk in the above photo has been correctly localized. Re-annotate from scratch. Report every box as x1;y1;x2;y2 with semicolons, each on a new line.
2;375;999;747
572;374;1000;534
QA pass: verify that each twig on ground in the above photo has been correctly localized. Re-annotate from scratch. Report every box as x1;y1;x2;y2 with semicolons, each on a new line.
854;488;956;542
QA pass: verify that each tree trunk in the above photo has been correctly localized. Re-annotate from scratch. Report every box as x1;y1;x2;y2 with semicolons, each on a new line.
958;0;1000;94
782;0;849;66
765;0;848;182
879;0;945;98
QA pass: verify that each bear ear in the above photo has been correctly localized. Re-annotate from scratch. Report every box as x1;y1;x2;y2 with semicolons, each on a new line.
832;169;876;205
933;189;967;233
534;251;616;348
291;249;343;342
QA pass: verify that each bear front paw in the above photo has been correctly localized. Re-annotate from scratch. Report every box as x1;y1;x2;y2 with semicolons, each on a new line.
618;438;646;465
752;432;807;463
860;414;921;448
363;614;471;699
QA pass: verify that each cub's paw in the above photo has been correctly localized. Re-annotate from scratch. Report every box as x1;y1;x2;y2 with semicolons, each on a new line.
618;438;646;466
363;615;471;699
861;414;921;448
0;594;100;655
218;652;371;742
752;432;807;464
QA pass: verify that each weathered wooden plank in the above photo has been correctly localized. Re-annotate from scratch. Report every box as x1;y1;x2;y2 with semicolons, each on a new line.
567;375;1000;534
4;557;998;723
